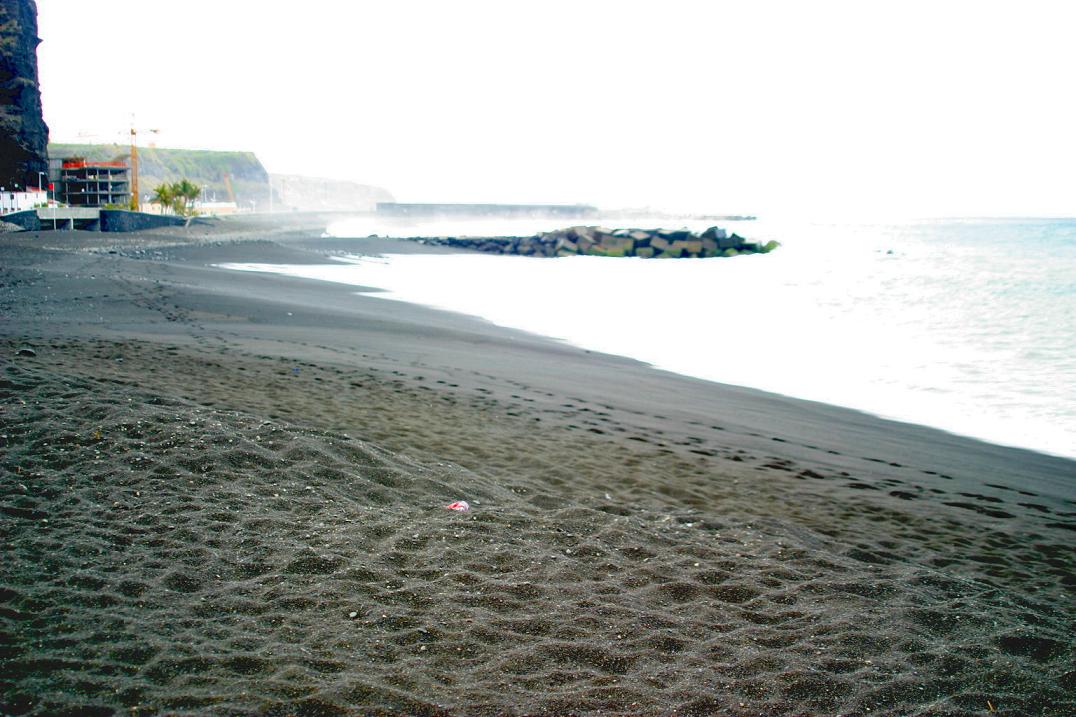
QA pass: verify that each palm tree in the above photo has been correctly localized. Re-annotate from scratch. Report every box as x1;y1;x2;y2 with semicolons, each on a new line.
152;183;174;214
174;178;200;216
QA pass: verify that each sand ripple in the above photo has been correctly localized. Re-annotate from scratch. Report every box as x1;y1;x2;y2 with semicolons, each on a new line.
1;347;1073;715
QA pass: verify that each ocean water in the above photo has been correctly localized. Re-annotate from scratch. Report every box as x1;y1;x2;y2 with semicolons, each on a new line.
222;217;1076;458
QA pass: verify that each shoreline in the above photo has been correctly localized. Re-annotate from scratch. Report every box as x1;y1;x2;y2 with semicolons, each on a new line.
221;238;1073;463
1;219;1073;715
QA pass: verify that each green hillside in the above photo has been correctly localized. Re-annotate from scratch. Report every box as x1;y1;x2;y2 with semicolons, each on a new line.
48;143;270;208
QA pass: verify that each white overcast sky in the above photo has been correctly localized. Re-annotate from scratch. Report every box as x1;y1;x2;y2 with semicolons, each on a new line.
37;0;1076;217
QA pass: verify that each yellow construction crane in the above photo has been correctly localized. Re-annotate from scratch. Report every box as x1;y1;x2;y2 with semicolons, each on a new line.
72;121;160;210
129;117;160;211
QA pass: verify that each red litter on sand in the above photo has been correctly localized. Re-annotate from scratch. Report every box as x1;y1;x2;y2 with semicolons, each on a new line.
445;500;470;512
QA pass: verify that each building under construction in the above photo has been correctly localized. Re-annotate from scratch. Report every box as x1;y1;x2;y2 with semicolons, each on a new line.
51;157;130;207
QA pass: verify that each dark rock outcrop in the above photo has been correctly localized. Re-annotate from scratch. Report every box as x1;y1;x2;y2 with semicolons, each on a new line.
0;0;48;190
415;226;779;259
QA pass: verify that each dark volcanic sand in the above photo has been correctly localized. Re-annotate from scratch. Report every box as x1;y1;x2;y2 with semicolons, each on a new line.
1;221;1073;716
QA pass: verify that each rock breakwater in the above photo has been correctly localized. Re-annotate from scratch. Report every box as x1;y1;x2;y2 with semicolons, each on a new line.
416;226;778;258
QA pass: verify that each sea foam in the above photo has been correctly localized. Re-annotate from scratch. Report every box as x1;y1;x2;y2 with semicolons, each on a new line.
222;217;1076;458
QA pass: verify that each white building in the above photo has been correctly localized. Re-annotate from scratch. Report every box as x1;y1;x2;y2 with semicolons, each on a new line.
141;200;239;216
0;189;48;215
194;200;239;215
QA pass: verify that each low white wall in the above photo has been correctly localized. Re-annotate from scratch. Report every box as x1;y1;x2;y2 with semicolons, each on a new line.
0;190;48;214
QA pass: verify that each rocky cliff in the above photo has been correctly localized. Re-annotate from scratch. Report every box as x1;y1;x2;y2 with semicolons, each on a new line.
0;0;48;190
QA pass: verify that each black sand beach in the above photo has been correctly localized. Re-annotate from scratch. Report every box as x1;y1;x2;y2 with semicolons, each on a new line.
1;217;1073;716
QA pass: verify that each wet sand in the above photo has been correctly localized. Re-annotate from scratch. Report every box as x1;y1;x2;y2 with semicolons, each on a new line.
1;220;1073;716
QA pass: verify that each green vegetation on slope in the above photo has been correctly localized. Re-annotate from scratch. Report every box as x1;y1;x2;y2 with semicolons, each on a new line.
49;143;269;208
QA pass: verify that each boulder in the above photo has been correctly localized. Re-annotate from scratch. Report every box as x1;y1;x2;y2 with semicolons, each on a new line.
650;236;671;251
596;236;634;257
569;226;594;242
717;234;740;249
628;230;651;242
700;237;719;255
555;235;579;253
592;228;618;244
700;226;728;241
634;246;655;258
670;239;703;256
